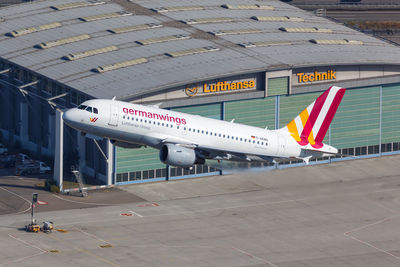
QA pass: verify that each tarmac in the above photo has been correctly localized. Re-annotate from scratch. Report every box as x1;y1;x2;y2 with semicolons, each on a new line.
1;155;400;266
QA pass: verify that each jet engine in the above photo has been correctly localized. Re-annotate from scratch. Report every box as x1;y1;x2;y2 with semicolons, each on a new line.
159;144;205;167
110;140;143;149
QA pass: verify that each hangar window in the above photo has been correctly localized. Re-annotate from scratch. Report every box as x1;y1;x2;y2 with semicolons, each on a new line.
268;77;289;96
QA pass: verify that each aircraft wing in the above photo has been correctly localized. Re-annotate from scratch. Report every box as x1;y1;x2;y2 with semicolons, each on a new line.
144;132;275;163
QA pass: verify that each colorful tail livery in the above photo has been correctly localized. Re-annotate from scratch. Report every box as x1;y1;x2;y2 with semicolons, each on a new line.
285;86;346;148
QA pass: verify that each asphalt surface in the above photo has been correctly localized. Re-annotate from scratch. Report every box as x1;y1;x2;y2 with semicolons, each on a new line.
0;168;145;215
0;155;400;266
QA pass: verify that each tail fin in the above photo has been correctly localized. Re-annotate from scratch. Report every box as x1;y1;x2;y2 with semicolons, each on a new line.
285;86;346;148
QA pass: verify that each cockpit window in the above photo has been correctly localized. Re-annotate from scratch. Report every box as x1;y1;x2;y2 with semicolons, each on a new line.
78;105;98;113
78;105;87;110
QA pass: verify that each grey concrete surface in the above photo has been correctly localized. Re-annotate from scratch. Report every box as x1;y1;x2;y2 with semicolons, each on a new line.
0;155;400;266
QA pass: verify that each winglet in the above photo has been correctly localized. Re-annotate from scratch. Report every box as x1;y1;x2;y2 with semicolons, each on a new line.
111;96;116;101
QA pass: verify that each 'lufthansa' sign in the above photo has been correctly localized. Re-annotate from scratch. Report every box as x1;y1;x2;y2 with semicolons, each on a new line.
185;80;256;97
297;70;336;83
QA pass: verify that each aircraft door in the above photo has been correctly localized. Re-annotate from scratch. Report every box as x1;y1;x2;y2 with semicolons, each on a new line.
108;104;119;126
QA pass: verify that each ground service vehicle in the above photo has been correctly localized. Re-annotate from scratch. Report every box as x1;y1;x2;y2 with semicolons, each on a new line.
0;144;7;154
15;161;51;176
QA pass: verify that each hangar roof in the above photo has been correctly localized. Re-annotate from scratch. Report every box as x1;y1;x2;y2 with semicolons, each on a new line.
0;0;400;100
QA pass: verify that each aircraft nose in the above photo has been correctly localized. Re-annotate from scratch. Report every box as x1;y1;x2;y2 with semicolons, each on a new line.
62;109;74;125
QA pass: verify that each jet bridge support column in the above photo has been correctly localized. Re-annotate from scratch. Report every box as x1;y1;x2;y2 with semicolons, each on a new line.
53;110;63;191
106;139;114;185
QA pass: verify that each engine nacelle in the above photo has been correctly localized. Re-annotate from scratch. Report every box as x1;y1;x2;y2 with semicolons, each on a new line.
110;140;143;149
159;144;205;167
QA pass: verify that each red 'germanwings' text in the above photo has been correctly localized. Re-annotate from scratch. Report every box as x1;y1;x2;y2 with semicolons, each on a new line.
123;108;187;125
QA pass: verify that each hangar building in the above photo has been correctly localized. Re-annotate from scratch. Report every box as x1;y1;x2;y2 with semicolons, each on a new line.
0;0;400;189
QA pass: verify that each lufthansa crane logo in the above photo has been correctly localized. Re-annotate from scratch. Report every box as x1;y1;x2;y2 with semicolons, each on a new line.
185;86;198;97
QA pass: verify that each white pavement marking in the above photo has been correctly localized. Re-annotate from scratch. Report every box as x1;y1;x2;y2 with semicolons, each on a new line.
232;247;278;267
51;193;114;206
344;215;400;262
55;187;400;227
345;234;400;261
74;226;109;244
129;211;143;218
0;186;32;214
0;234;47;266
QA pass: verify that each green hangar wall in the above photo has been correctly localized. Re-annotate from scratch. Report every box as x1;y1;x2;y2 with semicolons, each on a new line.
115;82;400;184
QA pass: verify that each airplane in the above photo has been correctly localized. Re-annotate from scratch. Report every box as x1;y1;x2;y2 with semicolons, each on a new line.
62;86;346;167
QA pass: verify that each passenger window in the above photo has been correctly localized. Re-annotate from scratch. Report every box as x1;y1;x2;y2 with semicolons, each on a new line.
177;126;180;129
171;125;173;128
158;122;160;125
201;130;204;134
206;131;208;135
219;134;221;137
240;138;242;141
93;108;98;114
162;123;164;126
223;135;225;138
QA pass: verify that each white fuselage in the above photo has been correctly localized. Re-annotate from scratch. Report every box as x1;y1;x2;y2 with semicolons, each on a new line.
63;99;303;161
